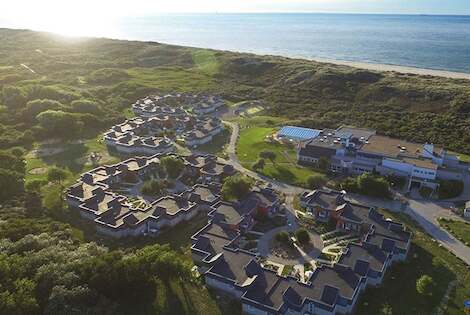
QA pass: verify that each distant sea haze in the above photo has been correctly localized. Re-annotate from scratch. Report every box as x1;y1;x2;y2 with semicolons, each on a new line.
8;13;470;73
110;14;470;74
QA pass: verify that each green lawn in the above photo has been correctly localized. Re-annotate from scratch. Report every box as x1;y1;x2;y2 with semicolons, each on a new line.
236;125;322;187
438;218;470;245
356;211;470;315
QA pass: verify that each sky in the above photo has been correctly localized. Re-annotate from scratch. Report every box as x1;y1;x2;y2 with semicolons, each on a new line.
0;0;468;36
0;0;469;16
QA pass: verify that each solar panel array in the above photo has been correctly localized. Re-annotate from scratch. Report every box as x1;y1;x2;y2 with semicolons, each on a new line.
278;126;321;140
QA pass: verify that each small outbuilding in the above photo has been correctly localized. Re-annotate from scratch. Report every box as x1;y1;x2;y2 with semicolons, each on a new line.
464;201;470;219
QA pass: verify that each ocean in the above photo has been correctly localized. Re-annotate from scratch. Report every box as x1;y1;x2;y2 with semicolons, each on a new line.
7;13;470;73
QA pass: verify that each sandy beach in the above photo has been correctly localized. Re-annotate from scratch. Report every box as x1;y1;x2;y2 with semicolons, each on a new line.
310;57;470;80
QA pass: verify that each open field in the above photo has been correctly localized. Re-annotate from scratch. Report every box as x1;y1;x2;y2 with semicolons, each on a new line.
236;123;322;186
438;218;470;246
356;211;470;315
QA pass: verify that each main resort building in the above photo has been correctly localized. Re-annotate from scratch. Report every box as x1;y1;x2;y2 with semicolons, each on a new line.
296;125;465;190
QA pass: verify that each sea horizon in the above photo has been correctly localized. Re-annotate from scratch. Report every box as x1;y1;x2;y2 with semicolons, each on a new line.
2;13;470;74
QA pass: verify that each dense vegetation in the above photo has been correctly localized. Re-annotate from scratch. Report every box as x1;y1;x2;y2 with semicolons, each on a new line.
340;173;391;198
1;28;470;315
1;28;469;156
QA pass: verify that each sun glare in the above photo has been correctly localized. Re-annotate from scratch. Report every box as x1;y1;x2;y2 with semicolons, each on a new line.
1;0;121;38
27;15;118;38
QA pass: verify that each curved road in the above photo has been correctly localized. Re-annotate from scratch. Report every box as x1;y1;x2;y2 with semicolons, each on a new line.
221;120;470;266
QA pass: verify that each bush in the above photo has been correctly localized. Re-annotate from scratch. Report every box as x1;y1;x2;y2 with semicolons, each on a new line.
141;179;166;196
419;186;433;198
341;173;390;198
306;174;327;189
252;158;265;171
438;180;464;199
295;228;310;245
222;175;253;200
275;231;290;244
160;156;184;179
70;99;102;115
416;275;434;296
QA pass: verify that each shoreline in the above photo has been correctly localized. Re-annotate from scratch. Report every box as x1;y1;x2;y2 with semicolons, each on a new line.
306;56;470;80
6;26;470;80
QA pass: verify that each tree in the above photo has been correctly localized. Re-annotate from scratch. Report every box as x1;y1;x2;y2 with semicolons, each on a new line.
0;169;24;202
295;229;310;245
22;99;63;123
379;303;393;315
221;175;253;200
141;179;166;196
70;99;102;115
36;110;83;139
43;185;66;215
0;151;25;174
341;173;390;198
318;156;330;170
252;158;265;171
306;174;327;189
259;150;277;164
416;275;434;296
24;191;43;216
357;173;390;198
2;85;26;109
47;167;68;185
160;156;184;179
275;231;290;244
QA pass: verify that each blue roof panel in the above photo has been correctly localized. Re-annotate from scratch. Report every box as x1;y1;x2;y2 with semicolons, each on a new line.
278;126;321;140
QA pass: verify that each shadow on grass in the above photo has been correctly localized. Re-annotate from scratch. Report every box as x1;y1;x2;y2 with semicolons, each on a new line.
356;243;456;315
38;141;121;174
268;165;297;183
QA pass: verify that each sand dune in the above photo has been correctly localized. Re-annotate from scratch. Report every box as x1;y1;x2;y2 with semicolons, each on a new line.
309;57;470;80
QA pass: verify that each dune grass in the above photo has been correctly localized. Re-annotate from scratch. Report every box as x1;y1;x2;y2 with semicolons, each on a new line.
127;67;217;92
192;50;220;76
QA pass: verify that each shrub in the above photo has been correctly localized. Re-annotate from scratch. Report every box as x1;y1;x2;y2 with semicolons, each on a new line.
438;180;464;199
295;228;310;245
222;175;253;200
141;179;166;196
161;156;185;179
252;158;265;171
341;173;390;198
416;275;434;296
306;174;327;189
275;231;290;244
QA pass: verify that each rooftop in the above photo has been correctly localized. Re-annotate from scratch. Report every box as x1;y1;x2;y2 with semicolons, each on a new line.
362;135;434;159
278;126;321;141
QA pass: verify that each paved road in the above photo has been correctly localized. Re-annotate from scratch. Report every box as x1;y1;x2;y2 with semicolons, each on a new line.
223;121;470;265
349;192;470;265
405;199;470;265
